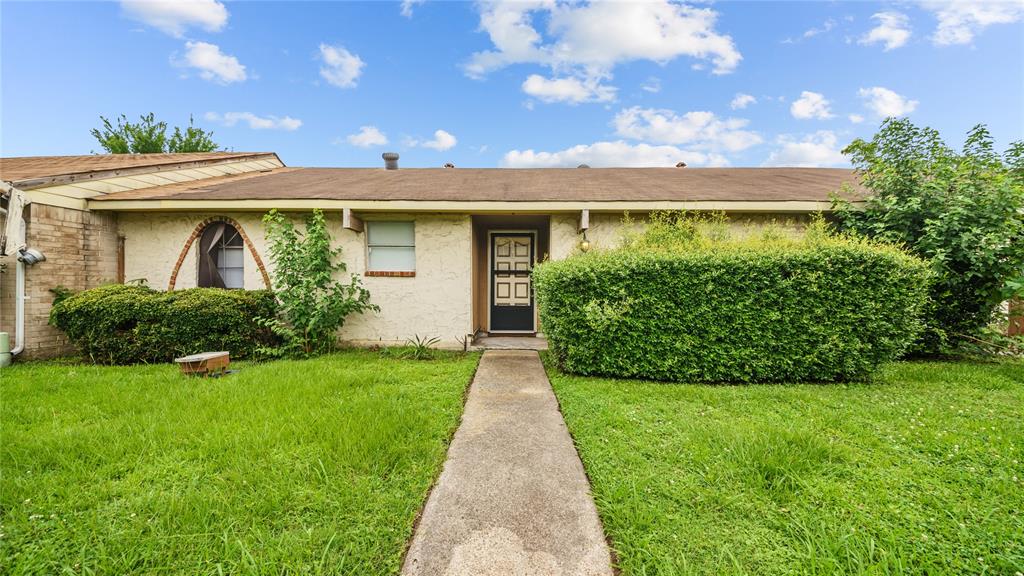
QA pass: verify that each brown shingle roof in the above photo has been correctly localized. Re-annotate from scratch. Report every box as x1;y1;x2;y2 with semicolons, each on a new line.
90;167;861;203
0;152;279;186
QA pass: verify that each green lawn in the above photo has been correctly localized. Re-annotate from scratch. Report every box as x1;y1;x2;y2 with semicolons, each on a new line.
1;350;480;575
546;358;1024;575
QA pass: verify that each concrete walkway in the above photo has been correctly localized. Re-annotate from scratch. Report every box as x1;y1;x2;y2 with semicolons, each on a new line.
401;350;613;576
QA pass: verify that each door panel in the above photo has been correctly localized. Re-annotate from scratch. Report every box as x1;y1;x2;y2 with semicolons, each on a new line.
490;233;534;331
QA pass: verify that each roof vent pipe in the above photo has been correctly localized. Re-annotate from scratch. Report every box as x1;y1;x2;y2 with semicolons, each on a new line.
383;152;399;170
676;161;687;168
577;164;590;169
443;162;455;169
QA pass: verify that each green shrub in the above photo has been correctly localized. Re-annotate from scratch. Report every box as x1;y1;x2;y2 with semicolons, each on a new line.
260;209;377;357
50;285;277;364
833;119;1024;354
535;226;931;383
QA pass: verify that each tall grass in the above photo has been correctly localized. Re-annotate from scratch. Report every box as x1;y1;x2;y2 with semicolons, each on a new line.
547;357;1024;575
1;351;479;575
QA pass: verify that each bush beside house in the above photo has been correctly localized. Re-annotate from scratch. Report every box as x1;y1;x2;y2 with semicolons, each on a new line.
833;119;1024;353
50;285;277;364
535;221;931;383
260;208;376;357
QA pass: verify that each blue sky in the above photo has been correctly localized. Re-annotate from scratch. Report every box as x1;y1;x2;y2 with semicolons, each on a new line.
2;1;1022;168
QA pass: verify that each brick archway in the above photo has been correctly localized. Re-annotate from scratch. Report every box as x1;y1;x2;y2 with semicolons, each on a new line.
168;216;271;290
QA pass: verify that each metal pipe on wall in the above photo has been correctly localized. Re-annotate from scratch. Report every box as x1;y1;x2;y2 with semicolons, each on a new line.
11;259;25;356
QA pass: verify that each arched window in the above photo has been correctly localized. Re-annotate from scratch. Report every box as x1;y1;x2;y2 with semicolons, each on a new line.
198;222;244;289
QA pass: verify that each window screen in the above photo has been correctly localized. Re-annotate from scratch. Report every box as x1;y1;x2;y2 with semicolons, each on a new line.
367;221;415;271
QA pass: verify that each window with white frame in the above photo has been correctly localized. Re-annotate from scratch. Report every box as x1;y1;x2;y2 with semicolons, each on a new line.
366;221;415;272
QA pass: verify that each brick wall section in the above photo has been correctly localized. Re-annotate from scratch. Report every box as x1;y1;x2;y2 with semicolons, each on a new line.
0;204;119;359
0;257;14;340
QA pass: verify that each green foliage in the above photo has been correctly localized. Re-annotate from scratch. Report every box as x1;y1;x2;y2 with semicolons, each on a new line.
91;113;166;154
261;209;377;357
534;216;931;383
91;113;219;154
168;115;218;153
620;210;801;253
49;284;277;364
382;335;442;360
833;119;1024;353
949;326;1024;359
48;285;74;306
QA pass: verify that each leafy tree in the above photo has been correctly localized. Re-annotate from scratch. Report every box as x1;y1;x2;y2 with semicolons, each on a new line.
260;209;377;357
833;118;1024;353
91;113;218;153
169;116;218;153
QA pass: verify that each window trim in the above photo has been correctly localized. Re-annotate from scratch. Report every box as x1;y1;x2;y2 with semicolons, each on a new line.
365;221;416;275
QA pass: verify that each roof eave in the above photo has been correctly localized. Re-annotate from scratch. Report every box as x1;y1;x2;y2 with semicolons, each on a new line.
86;198;843;213
9;152;283;190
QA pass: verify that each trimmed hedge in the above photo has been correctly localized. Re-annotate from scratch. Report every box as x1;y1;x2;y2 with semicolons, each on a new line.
50;285;277;364
534;239;931;383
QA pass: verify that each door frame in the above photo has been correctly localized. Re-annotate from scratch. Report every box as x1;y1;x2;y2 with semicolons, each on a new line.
487;229;537;333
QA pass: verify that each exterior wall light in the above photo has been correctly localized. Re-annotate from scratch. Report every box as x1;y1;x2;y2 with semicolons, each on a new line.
17;248;45;266
579;231;591;253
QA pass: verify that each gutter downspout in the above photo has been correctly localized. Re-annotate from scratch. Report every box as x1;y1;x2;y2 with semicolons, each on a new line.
11;259;25;356
2;181;28;356
0;201;8;364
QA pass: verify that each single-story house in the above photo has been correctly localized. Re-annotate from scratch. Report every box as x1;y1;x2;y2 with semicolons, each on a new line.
1;152;860;359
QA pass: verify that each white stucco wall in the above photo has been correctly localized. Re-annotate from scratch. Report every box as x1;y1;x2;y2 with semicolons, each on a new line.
549;214;578;261
549;213;649;260
341;214;473;347
120;212;270;290
119;210;809;348
120;212;473;348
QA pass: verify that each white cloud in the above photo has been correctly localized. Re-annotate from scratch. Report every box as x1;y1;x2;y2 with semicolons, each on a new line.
521;74;616;104
641;77;662;93
730;93;756;110
782;18;837;44
467;1;742;76
790;91;834;120
465;0;741;103
408;129;458;151
177;41;247;84
346;125;389;147
400;0;425;18
849;113;865;124
924;1;1024;45
318;44;365;89
762;131;847;167
803;18;836;38
860;11;912;50
613;107;762;152
204;112;302;131
502;140;729;168
121;0;227;37
858;86;919;117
